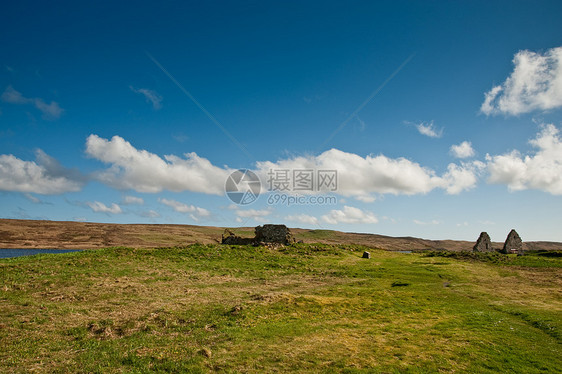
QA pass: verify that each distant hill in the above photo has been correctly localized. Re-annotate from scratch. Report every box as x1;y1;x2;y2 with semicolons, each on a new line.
0;219;559;251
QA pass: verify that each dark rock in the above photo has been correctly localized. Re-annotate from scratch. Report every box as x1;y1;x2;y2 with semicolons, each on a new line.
254;224;295;245
362;251;371;259
473;232;493;252
502;229;523;254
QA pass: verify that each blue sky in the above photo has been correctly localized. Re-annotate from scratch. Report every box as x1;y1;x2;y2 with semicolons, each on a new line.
1;1;562;241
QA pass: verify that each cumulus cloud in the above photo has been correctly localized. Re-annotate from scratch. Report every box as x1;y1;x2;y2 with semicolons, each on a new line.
321;205;378;225
86;201;122;214
159;198;210;217
85;134;481;199
285;213;319;226
0;150;84;194
481;47;562;115
415;121;443;138
487;124;562;194
1;86;64;120
130;86;163;110
441;161;485;194
123;195;144;205
450;141;475;158
85;135;231;194
257;148;479;197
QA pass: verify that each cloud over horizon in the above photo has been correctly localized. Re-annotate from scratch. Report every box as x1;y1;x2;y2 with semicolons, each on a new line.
0;150;84;194
85;135;231;194
257;148;481;197
487;123;562;194
321;205;378;224
481;47;562;115
86;201;122;214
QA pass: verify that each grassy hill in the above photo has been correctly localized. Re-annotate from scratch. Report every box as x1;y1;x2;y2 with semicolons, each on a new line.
1;243;561;373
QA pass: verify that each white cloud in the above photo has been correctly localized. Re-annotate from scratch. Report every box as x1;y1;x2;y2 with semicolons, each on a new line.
159;198;210;217
441;161;485;194
33;98;64;120
285;213;319;225
487;124;562;194
85;135;481;199
416;121;443;138
123;195;144;205
257;148;479;197
481;47;562;115
130;86;163;110
1;86;29;104
235;208;271;219
413;219;441;225
0;150;84;194
354;194;376;203
140;210;160;218
24;193;41;203
321;205;378;225
85;135;231;194
86;201;122;214
1;86;63;120
450;141;475;158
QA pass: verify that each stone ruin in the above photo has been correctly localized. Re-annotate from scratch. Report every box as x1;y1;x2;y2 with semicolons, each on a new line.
221;224;296;246
472;229;523;254
502;229;523;254
473;232;493;252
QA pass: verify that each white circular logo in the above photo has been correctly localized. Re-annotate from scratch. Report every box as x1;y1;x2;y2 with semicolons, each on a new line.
225;169;261;205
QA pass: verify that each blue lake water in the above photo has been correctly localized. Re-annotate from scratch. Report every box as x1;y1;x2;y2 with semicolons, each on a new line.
0;249;81;259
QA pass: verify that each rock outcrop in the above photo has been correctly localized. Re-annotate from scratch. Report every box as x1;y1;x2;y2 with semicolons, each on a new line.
502;229;523;254
473;232;493;252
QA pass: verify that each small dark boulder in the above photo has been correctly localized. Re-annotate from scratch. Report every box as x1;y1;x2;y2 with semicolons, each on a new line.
362;251;371;259
473;232;493;252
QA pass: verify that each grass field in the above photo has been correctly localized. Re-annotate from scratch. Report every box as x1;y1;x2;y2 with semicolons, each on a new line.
1;243;561;373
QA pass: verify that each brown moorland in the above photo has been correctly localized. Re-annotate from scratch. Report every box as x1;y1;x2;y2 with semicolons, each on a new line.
0;218;560;251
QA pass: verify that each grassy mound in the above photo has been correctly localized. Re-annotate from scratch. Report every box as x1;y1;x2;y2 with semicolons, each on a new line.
1;243;561;373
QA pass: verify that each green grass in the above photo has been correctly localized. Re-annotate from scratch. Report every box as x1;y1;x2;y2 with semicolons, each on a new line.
1;243;561;373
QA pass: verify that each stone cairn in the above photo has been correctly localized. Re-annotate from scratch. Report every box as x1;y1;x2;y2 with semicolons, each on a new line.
472;229;524;255
221;224;296;246
502;229;523;254
473;232;493;252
